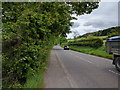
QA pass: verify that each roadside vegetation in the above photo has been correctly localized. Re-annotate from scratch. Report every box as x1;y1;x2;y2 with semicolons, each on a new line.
2;2;99;88
69;46;112;59
23;70;44;88
62;26;119;59
68;37;103;48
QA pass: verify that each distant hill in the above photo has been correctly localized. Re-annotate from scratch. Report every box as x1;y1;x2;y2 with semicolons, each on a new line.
77;26;120;38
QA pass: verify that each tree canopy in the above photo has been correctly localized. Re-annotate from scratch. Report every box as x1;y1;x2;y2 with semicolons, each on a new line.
2;2;99;39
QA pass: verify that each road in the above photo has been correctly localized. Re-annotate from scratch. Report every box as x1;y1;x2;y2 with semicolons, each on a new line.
45;45;120;88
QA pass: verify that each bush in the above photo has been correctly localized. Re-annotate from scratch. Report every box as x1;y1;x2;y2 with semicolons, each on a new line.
68;37;103;48
2;40;53;88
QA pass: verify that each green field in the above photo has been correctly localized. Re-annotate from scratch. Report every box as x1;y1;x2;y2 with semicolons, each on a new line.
69;46;112;59
68;36;108;41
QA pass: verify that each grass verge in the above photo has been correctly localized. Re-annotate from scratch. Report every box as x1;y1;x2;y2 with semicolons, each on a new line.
69;46;112;59
23;70;44;88
22;46;52;88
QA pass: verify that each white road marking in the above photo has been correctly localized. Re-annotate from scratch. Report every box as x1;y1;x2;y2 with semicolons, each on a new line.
109;70;120;76
86;60;94;64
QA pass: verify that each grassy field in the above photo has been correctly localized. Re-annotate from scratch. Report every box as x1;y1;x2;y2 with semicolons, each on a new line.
69;46;112;59
68;36;108;42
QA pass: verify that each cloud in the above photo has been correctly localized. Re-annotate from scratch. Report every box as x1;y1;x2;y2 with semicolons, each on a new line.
67;1;119;39
101;0;119;2
84;19;118;29
81;2;118;29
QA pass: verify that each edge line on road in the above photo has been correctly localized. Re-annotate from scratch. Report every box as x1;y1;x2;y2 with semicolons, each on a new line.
109;70;120;76
54;50;78;88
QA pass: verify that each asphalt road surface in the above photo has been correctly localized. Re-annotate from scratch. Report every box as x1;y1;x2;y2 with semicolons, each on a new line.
45;45;120;88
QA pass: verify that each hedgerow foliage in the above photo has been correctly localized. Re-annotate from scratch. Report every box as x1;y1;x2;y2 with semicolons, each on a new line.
68;37;103;48
2;2;99;88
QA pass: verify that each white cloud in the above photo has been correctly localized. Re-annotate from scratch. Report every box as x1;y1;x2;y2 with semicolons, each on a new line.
101;0;120;2
67;1;119;39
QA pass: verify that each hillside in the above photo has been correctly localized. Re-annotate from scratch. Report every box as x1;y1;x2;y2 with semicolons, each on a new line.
77;26;120;38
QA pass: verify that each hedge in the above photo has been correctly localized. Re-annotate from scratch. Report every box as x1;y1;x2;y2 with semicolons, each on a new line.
68;37;103;48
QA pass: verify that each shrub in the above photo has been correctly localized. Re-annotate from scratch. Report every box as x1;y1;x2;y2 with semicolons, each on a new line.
2;40;53;88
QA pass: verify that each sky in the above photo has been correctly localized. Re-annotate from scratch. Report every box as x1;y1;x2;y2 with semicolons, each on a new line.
67;0;119;39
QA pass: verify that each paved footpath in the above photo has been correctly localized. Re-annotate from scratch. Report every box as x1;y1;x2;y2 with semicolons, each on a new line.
44;48;76;88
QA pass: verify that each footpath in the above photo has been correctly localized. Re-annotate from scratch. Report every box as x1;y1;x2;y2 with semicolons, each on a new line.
44;48;73;88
